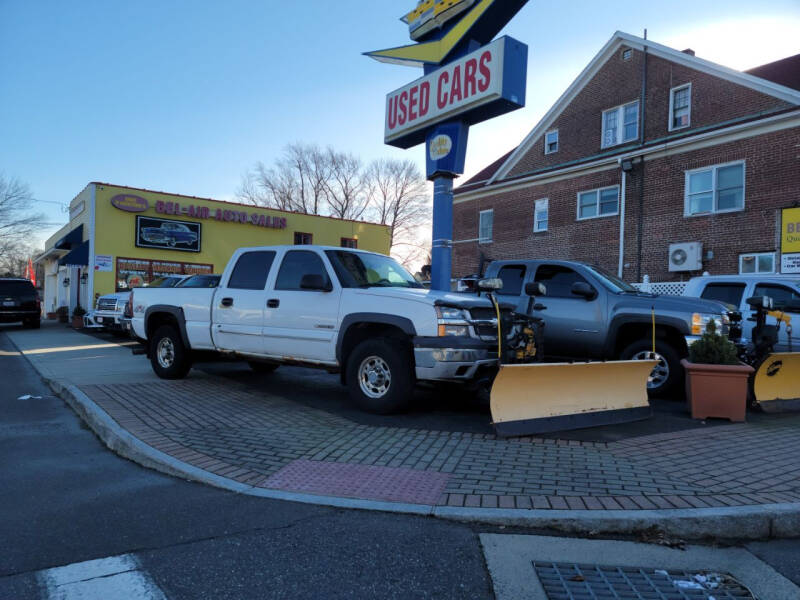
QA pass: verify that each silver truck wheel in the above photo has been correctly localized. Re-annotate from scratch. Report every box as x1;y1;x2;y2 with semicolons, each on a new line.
156;337;175;368
631;350;669;389
358;356;392;399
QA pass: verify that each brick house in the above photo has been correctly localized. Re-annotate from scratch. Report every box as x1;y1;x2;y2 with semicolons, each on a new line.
452;31;800;282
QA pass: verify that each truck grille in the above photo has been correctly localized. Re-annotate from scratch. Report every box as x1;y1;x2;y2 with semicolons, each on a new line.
468;307;501;341
96;298;118;311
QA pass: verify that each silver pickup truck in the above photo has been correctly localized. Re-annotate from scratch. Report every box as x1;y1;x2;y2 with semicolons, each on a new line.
484;259;731;396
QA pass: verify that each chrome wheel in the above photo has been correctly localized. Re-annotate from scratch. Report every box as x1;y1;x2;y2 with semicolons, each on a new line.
632;350;669;389
358;355;391;399
156;337;175;369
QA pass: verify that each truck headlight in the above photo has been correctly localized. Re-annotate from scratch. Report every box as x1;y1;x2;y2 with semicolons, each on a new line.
438;324;470;337
692;313;726;335
436;306;467;320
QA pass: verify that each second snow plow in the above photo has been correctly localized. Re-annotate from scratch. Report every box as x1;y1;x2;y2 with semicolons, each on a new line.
478;279;654;437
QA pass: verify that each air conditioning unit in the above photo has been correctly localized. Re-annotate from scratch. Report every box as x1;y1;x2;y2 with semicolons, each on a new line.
668;242;703;272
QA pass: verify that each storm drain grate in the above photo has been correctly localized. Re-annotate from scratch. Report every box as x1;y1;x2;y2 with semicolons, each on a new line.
533;562;755;600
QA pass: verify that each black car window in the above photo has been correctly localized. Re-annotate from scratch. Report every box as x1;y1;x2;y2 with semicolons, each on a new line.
753;284;800;312
497;265;526;295
275;251;330;291
0;281;35;295
534;265;589;298
227;251;276;290
700;283;746;307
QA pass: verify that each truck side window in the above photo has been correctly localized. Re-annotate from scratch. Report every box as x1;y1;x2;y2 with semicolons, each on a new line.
753;284;800;312
534;265;589;298
275;251;331;291
497;265;526;295
700;283;746;307
227;251;276;290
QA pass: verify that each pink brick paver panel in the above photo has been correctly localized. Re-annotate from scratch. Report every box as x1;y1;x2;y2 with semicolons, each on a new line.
261;459;451;505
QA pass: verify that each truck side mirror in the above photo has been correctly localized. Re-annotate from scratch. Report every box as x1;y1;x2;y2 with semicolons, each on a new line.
525;282;546;297
300;274;332;292
571;281;596;300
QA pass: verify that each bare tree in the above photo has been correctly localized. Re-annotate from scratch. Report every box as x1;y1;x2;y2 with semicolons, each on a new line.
237;143;331;214
0;174;44;274
326;148;367;220
364;158;429;250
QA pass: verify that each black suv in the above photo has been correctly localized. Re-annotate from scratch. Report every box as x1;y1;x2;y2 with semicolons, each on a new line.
0;278;41;329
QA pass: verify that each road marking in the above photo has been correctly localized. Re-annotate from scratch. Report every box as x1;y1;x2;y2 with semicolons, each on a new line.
21;343;126;355
38;554;166;600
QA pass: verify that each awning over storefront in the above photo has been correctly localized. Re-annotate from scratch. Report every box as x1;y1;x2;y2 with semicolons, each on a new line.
58;240;89;267
55;224;84;250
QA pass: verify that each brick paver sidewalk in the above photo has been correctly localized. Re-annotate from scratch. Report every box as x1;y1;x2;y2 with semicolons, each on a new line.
80;379;800;511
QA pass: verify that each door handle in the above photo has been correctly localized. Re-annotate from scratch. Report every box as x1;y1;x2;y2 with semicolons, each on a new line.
221;297;233;307
267;299;280;308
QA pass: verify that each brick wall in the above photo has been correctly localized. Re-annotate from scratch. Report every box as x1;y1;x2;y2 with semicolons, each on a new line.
453;125;800;281
507;46;791;178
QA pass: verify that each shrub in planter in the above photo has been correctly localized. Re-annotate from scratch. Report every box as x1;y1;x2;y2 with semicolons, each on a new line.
71;305;86;329
56;306;69;323
681;321;753;422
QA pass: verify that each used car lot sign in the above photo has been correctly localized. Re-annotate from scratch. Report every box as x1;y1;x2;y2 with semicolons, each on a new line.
384;37;527;148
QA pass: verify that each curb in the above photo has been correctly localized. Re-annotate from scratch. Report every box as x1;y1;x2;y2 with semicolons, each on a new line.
47;379;800;541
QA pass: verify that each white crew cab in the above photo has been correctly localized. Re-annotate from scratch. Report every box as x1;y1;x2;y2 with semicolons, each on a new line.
683;274;800;352
130;246;501;413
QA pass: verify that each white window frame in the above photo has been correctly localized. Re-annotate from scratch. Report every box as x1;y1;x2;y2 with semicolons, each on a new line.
534;198;548;232
668;83;692;132
576;186;620;221
479;209;493;243
684;160;746;217
544;130;559;155
601;100;639;148
739;252;776;274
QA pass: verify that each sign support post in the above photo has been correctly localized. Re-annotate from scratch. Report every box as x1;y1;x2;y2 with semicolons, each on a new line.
431;176;454;291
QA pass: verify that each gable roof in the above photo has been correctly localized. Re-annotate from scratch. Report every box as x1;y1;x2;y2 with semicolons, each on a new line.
746;54;800;91
456;148;516;193
488;31;800;184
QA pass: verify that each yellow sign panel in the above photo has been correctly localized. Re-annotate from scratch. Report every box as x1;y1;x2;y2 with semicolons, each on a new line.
782;207;800;254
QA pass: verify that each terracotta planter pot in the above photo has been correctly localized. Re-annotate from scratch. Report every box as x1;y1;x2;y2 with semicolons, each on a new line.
681;359;753;422
46;312;57;320
71;316;84;329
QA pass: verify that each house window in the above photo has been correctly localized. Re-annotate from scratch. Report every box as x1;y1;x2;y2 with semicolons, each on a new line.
578;186;619;220
685;161;745;215
669;83;691;130
534;198;548;232
340;237;358;249
602;101;639;148
479;209;493;243
740;252;776;274
294;232;313;245
544;130;558;154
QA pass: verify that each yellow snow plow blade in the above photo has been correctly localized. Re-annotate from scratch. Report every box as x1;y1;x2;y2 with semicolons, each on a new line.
753;352;800;413
490;360;655;437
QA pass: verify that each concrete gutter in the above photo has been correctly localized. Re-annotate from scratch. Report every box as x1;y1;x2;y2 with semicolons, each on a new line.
47;379;800;541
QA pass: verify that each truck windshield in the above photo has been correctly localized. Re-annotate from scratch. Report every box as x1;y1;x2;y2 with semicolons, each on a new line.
583;265;638;294
326;251;422;289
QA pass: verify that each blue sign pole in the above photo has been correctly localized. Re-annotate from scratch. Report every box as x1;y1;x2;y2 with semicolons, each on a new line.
431;176;454;291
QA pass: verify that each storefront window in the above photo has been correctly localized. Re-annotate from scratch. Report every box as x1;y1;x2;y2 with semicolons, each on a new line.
116;257;213;291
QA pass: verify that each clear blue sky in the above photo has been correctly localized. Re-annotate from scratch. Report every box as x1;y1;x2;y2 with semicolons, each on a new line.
1;0;798;246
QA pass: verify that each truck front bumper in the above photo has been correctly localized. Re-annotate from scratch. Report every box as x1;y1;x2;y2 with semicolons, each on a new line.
413;336;497;381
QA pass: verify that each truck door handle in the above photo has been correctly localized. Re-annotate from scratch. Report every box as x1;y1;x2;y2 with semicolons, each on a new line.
267;299;280;308
221;297;233;307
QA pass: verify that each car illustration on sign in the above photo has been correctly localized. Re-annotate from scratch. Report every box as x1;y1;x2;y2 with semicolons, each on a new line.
141;222;198;247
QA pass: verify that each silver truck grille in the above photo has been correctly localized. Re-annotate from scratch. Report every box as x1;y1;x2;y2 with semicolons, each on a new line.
96;298;118;311
468;307;502;341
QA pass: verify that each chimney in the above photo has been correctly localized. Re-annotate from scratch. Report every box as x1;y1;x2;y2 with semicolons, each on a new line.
682;48;695;56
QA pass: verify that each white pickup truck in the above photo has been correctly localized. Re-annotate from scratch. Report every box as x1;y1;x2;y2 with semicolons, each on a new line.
130;246;505;413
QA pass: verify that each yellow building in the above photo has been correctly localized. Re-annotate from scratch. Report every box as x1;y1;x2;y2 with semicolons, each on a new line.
37;183;391;315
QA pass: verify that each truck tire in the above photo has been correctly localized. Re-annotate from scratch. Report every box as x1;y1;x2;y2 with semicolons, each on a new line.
346;339;413;414
620;338;682;397
150;325;192;379
248;361;279;374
